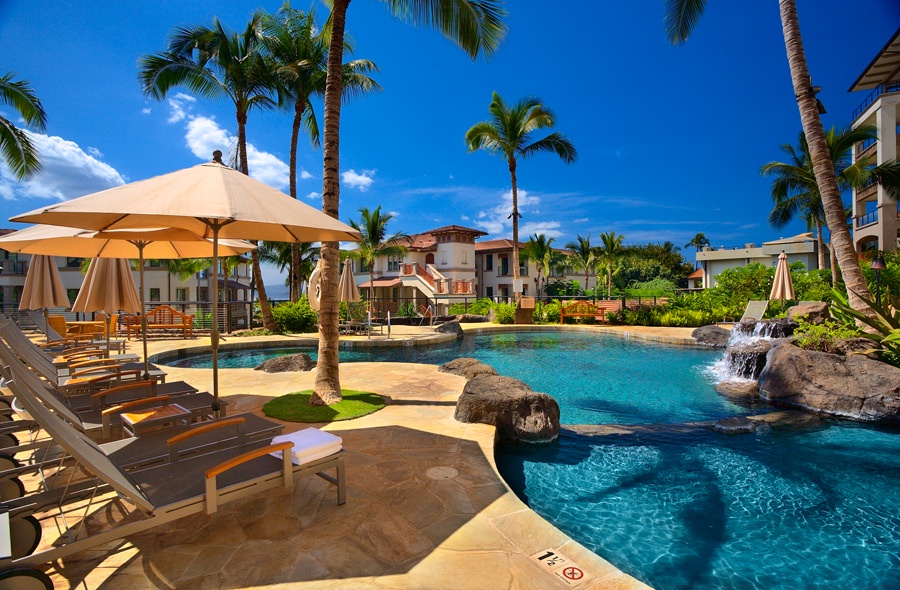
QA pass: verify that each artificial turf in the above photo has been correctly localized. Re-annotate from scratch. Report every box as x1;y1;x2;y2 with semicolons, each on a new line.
262;389;385;422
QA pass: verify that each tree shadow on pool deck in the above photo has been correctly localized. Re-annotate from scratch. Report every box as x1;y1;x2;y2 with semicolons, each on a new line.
46;425;509;589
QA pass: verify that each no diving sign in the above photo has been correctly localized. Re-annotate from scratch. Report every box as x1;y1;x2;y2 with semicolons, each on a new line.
530;549;593;587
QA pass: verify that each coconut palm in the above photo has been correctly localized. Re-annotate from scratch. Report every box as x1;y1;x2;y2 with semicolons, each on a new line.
763;125;900;286
685;233;710;269
664;0;870;310
139;13;280;331
260;4;380;301
465;93;576;297
0;71;47;180
259;240;319;300
520;234;556;297
597;231;625;298
565;234;596;296
312;0;506;405
346;206;408;312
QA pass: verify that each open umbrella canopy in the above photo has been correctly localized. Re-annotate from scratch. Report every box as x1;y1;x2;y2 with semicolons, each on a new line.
770;251;796;301
339;262;360;303
71;258;141;314
0;224;255;259
11;159;361;243
18;255;69;311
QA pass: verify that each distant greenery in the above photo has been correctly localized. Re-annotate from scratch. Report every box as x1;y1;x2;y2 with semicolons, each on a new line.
544;279;583;297
395;301;418;317
262;390;385;422
625;278;678;297
493;302;516;324
450;298;493;316
271;297;318;333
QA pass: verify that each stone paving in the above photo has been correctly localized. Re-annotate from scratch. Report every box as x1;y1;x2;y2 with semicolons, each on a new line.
11;324;692;589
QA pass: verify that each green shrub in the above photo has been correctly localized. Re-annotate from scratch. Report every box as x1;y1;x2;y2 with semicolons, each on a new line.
544;280;583;297
625;278;678;297
271;297;318;333
395;302;417;317
537;300;561;323
493;302;516;324
193;309;213;329
793;318;860;354
449;298;493;315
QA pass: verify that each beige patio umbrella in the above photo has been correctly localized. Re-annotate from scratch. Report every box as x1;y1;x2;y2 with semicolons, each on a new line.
769;251;796;310
12;152;361;414
0;224;255;379
18;254;69;341
72;258;141;358
338;262;360;304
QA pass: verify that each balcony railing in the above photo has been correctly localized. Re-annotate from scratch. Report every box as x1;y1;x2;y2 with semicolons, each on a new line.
400;263;435;288
857;180;878;201
856;210;879;228
0;261;27;276
852;80;900;121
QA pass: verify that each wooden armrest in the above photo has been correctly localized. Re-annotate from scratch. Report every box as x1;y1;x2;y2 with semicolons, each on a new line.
167;417;246;446
73;369;145;383
205;441;293;479
101;395;171;416
90;380;155;399
68;358;120;370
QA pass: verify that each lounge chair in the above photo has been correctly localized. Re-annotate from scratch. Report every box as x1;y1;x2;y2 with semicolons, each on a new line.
25;310;65;342
0;358;345;587
739;300;768;322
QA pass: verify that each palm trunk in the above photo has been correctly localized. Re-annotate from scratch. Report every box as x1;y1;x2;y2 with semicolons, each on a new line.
829;240;840;286
312;0;350;405
815;220;826;271
780;0;870;309
289;100;303;302
237;113;275;331
607;264;612;298
508;157;520;300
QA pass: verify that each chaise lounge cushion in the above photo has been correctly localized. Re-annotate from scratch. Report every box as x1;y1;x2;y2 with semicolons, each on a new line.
270;428;342;465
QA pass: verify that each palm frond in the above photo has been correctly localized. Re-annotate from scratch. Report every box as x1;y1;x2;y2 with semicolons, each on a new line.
663;0;707;45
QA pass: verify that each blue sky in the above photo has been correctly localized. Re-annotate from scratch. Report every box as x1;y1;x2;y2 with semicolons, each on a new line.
2;1;899;293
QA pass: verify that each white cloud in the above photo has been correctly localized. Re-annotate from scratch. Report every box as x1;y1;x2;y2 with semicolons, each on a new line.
183;116;289;189
387;210;400;218
87;147;103;159
141;107;151;115
166;93;196;123
0;133;125;201
472;187;544;237
299;169;313;180
574;218;589;223
520;221;563;239
305;191;320;201
341;169;374;191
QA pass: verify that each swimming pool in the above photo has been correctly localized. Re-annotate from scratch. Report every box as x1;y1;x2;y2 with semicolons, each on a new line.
163;331;900;588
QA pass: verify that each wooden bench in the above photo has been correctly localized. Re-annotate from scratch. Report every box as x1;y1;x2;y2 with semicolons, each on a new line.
559;300;622;324
123;305;194;339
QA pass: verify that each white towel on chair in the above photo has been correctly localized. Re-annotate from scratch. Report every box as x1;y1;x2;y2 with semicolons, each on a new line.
270;428;343;465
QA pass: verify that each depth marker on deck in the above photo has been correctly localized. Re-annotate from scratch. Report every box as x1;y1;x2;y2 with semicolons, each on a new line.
530;549;593;587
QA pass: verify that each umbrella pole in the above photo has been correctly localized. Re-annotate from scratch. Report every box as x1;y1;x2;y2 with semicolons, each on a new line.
210;223;221;418
138;243;151;381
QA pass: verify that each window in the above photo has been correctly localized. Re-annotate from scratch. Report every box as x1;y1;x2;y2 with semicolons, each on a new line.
66;289;78;303
387;255;401;272
359;260;371;272
519;261;528;276
66;257;82;268
149;259;162;268
486;286;493;298
441;251;447;265
149;288;160;302
485;254;493;271
392;287;399;302
175;288;188;302
462;251;468;264
499;256;509;276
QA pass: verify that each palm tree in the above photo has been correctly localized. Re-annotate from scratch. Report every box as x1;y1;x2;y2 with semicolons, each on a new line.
0;71;47;180
139;13;280;331
520;234;555;297
763;125;900;286
259;240;320;300
312;0;506;406
597;231;625;298
465;93;577;298
260;4;380;301
664;0;870;310
565;234;596;296
346;207;408;311
685;233;710;269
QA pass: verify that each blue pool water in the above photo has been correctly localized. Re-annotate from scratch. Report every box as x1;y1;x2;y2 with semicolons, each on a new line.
164;332;900;588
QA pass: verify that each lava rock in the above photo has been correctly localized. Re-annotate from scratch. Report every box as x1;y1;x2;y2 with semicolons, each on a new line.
455;314;490;323
758;344;900;423
439;358;498;380
692;325;732;348
725;340;773;379
254;353;316;373
455;374;560;443
711;417;757;434
435;320;464;339
787;301;829;325
715;381;760;399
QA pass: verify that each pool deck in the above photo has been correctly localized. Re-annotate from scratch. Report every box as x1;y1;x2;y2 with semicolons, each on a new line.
20;323;702;589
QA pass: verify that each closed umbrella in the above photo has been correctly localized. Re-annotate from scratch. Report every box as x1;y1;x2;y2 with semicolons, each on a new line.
338;262;359;303
19;254;70;342
12;152;361;414
769;251;796;310
0;224;255;377
72;258;141;357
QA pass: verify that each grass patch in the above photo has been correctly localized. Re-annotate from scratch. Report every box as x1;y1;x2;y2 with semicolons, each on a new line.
262;389;385;423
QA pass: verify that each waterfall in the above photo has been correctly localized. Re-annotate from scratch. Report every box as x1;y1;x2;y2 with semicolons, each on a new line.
708;319;794;382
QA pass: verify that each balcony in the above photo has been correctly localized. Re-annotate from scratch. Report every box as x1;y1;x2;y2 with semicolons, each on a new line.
856;210;879;228
852;80;900;121
0;261;27;276
399;263;435;288
857;180;878;201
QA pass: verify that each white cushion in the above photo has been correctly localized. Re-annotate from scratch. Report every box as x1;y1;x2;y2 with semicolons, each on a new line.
270;428;343;465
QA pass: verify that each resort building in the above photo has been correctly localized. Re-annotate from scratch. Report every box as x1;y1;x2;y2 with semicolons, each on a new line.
694;233;820;288
849;28;900;253
474;239;583;300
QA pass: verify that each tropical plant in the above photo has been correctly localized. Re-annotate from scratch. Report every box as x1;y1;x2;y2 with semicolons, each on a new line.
465;93;576;297
448;298;493;316
763;125;900;285
259;240;319;301
0;71;46;180
544;280;583;298
260;4;380;301
492;302;516;324
685;233;710;268
793;317;860;355
271;297;318;333
139;12;279;331
664;0;871;311
313;0;506;406
565;234;596;295
596;231;624;298
346;206;408;309
829;288;900;366
520;234;556;296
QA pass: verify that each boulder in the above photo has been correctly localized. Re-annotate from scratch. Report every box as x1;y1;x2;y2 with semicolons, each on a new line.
435;320;464;339
455;374;560;443
439;358;498;380
455;314;490;323
715;380;760;401
725;339;773;379
832;337;879;358
758;343;900;423
787;301;829;325
254;353;316;373
734;318;794;339
692;325;732;348
711;417;757;434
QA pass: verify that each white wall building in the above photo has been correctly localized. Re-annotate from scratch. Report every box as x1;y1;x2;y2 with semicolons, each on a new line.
695;233;820;288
